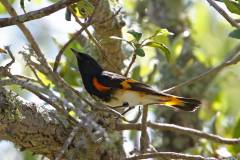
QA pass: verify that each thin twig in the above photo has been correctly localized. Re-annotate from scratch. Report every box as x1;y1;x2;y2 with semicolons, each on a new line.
1;0;51;72
126;152;217;160
28;64;46;87
0;0;79;27
53;2;99;73
235;19;240;23
29;89;76;125
124;53;137;77
55;125;80;160
206;0;240;28
53;26;90;72
163;44;240;93
13;75;39;83
98;105;141;123
4;46;15;68
140;105;149;153
69;7;102;50
53;6;122;73
117;122;240;145
69;7;121;72
0;75;77;125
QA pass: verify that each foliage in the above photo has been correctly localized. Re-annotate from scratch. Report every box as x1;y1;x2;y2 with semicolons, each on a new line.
111;29;171;60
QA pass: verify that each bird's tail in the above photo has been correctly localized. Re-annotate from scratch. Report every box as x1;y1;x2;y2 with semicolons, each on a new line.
158;94;201;112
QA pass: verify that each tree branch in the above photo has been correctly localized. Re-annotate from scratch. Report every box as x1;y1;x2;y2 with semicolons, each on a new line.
140;105;149;153
53;26;90;72
0;0;79;28
117;122;240;145
163;44;240;93
1;0;51;72
126;152;217;160
124;53;137;77
0;87;74;159
55;125;80;160
206;0;240;28
4;46;15;68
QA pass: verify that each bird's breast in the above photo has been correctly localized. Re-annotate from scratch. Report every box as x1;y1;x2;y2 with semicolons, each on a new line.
105;89;158;107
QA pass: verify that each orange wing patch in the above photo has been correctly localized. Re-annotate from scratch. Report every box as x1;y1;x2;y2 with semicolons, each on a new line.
120;79;137;89
92;77;111;92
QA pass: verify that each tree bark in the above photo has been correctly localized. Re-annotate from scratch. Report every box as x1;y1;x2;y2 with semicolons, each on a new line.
91;0;125;73
0;87;76;159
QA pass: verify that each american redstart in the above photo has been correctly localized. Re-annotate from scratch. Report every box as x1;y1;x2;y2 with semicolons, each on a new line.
71;49;200;112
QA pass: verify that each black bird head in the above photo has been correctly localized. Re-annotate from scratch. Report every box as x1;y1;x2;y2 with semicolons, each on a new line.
71;48;103;76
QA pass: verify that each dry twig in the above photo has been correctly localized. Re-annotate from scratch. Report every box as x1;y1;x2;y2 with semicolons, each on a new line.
69;7;121;72
126;152;217;160
117;122;240;145
4;46;15;68
53;26;91;72
55;126;80;160
1;0;51;71
163;44;240;93
206;0;240;28
0;0;79;27
124;53;137;77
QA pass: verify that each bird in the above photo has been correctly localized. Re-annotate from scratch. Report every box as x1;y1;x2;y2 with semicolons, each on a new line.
71;48;201;112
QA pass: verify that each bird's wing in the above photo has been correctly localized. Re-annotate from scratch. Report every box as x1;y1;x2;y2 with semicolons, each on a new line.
97;71;161;96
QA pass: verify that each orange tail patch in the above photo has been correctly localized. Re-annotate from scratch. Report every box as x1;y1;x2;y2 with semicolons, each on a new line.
161;96;200;112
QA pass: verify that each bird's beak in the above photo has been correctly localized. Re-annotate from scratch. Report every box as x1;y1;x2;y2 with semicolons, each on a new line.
71;48;79;56
71;48;85;60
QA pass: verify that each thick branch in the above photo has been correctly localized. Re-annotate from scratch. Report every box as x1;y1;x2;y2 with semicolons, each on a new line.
0;87;75;159
0;0;79;28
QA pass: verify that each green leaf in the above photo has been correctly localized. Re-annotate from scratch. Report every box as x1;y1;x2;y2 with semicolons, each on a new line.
147;29;172;46
144;41;171;61
135;48;145;57
131;65;141;80
153;28;174;37
76;0;94;18
224;0;240;15
127;30;142;41
229;29;240;39
110;36;134;47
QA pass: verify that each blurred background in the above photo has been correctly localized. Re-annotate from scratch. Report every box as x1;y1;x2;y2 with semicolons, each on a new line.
0;0;239;159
